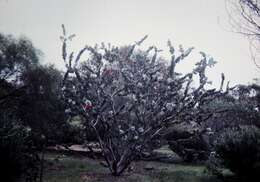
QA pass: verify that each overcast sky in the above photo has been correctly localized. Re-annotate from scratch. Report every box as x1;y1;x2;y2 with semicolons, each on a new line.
0;0;259;87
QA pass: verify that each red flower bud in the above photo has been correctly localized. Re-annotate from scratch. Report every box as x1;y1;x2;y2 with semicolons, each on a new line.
84;104;93;110
103;68;113;75
83;100;93;110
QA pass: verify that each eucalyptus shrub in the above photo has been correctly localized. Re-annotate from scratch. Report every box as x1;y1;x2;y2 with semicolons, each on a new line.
60;25;229;175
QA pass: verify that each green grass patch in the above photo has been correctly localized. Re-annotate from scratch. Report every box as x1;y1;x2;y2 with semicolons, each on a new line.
43;152;223;182
43;153;107;182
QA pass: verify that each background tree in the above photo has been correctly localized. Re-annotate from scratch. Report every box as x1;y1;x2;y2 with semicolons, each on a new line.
205;84;260;131
0;33;40;112
206;84;260;179
61;25;229;176
0;33;43;182
226;0;260;68
17;65;70;145
0;32;73;181
0;33;39;81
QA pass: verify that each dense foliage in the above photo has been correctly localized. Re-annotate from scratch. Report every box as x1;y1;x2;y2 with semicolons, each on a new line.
17;65;70;145
0;33;39;82
215;125;260;178
0;113;39;182
0;32;72;181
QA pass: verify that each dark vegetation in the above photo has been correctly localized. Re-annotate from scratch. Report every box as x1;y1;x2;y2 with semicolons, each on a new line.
215;125;260;179
0;23;260;181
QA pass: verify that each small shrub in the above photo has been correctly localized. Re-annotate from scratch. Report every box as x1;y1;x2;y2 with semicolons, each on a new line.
214;125;260;178
166;124;213;163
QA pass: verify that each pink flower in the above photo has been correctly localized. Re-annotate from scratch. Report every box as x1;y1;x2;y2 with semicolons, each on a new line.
103;68;114;76
84;104;92;110
83;100;93;110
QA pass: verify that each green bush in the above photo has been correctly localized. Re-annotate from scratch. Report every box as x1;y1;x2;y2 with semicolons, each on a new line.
215;125;260;178
0;114;39;182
